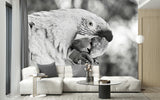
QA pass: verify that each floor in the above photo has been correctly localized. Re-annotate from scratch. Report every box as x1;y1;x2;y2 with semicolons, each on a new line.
5;88;160;100
16;93;148;100
142;87;160;100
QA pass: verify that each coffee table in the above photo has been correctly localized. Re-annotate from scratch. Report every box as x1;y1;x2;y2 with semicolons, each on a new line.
77;80;121;99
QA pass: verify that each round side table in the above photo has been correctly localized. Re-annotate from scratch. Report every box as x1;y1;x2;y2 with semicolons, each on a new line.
77;80;121;99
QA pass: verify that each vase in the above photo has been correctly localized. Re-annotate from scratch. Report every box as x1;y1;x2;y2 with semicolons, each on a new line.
86;71;94;82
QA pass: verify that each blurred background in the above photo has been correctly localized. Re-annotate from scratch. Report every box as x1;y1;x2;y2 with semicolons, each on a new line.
27;0;138;78
27;0;138;21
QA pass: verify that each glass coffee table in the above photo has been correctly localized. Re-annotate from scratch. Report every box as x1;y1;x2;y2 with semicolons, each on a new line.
77;80;121;99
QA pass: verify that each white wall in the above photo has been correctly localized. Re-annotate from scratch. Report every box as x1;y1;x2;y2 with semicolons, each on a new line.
0;0;7;99
0;0;21;99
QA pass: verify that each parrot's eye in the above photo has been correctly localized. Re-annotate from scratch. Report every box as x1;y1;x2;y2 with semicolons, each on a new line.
87;20;96;30
89;22;93;26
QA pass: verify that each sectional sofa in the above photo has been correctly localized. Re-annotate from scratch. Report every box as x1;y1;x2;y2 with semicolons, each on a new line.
20;65;141;95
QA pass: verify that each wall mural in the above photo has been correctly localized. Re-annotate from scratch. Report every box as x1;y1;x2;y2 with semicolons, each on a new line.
28;0;138;78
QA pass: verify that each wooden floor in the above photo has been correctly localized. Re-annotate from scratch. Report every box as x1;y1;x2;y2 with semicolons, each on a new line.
142;87;160;100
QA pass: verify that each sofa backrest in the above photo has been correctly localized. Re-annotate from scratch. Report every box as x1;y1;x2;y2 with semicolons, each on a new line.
22;66;38;79
56;65;65;77
92;65;100;78
64;65;72;77
22;65;99;79
22;65;65;79
64;65;100;78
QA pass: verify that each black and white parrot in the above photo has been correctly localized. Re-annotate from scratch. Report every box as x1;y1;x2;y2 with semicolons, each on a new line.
28;9;113;65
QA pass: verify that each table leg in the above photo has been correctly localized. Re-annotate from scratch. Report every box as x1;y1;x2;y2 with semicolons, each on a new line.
99;85;110;99
33;77;37;97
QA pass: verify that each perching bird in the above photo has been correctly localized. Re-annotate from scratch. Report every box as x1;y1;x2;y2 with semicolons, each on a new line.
28;9;113;65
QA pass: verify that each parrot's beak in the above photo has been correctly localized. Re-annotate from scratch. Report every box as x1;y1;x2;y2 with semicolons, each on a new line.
96;30;113;42
69;28;113;62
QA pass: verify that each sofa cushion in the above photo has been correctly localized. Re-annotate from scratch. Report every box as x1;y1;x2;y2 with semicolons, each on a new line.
20;77;63;94
38;62;58;77
72;64;86;77
63;77;98;92
64;65;73;77
56;65;65;77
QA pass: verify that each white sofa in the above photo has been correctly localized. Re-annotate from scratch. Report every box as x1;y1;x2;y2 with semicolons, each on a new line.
20;65;64;94
20;65;141;95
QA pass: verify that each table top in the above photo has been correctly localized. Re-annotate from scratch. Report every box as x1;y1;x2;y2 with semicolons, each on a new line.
30;73;48;78
77;80;121;86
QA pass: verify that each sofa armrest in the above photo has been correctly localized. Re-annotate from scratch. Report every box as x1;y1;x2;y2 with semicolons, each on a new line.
22;66;39;79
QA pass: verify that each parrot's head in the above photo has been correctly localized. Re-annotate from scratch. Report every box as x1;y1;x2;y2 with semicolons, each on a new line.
69;9;113;59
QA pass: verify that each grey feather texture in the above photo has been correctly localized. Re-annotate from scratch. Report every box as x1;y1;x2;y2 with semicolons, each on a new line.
28;9;113;65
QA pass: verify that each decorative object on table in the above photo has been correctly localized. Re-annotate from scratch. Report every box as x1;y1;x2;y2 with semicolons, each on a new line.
98;79;110;84
30;73;48;97
85;63;94;82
